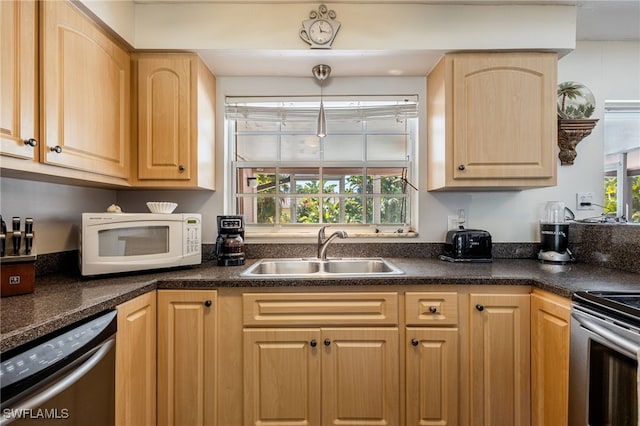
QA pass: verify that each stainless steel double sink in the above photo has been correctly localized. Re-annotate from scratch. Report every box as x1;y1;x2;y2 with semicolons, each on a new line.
240;257;404;277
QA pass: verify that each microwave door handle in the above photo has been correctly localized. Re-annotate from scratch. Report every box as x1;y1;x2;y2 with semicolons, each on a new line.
573;312;640;357
0;338;115;426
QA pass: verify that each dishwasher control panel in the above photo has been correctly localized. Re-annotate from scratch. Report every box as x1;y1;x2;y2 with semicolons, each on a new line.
0;310;117;400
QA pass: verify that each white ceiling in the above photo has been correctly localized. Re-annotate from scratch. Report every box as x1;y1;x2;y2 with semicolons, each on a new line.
575;0;640;40
133;0;640;76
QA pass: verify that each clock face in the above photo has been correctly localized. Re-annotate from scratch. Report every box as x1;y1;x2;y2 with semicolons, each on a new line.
309;20;333;45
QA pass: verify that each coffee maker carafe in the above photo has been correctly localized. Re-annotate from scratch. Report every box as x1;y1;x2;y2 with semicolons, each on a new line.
538;201;575;264
215;215;245;266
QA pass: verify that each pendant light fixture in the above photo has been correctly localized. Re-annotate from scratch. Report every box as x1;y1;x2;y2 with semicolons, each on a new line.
312;64;331;138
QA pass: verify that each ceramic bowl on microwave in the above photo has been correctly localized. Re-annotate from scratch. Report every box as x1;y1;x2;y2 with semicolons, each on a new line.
146;202;178;214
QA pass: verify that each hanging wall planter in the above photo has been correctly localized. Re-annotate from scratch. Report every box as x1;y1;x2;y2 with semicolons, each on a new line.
556;81;599;165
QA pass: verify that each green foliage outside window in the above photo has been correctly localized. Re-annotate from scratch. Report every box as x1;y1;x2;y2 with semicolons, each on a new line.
252;172;408;225
604;176;640;223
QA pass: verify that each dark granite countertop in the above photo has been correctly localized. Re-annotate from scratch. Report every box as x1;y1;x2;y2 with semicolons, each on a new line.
1;258;638;352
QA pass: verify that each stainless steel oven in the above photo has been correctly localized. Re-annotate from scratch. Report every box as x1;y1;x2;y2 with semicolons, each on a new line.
1;310;117;425
570;291;640;426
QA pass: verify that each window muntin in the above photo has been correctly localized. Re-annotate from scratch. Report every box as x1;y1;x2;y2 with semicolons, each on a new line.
228;98;417;229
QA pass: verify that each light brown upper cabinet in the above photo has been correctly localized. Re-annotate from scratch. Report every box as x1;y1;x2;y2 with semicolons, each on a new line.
427;52;557;190
40;0;131;181
133;54;216;189
1;0;38;161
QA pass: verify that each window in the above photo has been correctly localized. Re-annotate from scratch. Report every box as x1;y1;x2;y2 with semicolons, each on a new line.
603;101;640;223
226;97;418;233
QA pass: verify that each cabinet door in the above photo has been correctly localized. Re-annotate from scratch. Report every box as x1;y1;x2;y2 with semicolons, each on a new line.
451;53;556;181
469;293;530;426
158;290;217;426
116;292;157;426
0;0;38;160
243;328;322;426
406;328;458;426
322;327;400;426
531;290;570;426
136;56;192;181
40;0;130;179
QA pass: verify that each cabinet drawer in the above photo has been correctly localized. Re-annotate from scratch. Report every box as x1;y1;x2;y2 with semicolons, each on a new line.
243;292;398;326
405;292;458;326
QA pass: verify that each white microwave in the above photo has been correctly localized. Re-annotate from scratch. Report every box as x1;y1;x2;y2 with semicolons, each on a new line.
80;213;202;276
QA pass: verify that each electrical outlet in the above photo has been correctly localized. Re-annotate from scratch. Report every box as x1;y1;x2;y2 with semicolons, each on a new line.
576;192;594;210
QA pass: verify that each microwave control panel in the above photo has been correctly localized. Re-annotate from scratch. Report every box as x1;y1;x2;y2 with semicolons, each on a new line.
184;216;201;254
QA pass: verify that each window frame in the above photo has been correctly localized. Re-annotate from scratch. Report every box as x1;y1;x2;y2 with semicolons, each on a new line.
603;101;640;222
225;96;419;236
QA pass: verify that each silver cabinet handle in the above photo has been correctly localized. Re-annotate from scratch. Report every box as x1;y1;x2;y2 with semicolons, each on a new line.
24;138;37;147
49;145;62;153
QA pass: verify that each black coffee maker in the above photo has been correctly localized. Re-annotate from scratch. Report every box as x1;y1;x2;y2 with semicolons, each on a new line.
215;215;245;266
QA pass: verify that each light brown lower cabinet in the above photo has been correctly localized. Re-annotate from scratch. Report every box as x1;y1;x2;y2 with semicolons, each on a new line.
116;291;157;426
406;328;459;426
469;293;531;426
531;289;571;426
242;292;400;426
405;291;459;426
243;327;399;426
157;290;217;426
113;286;561;426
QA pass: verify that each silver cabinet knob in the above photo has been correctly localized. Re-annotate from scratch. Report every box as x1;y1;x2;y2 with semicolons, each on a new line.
24;138;37;147
50;145;62;153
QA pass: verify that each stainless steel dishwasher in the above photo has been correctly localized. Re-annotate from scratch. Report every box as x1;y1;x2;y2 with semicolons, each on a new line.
1;310;117;425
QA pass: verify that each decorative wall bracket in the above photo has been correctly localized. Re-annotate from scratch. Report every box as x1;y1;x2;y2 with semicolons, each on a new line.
557;118;598;165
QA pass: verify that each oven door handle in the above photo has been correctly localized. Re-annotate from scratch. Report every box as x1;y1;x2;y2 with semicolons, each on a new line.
0;338;114;426
574;312;640;356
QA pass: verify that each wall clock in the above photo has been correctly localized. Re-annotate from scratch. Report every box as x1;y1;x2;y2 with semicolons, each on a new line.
300;5;340;49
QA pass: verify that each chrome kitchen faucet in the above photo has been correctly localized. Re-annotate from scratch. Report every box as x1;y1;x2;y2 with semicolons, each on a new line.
317;226;348;260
